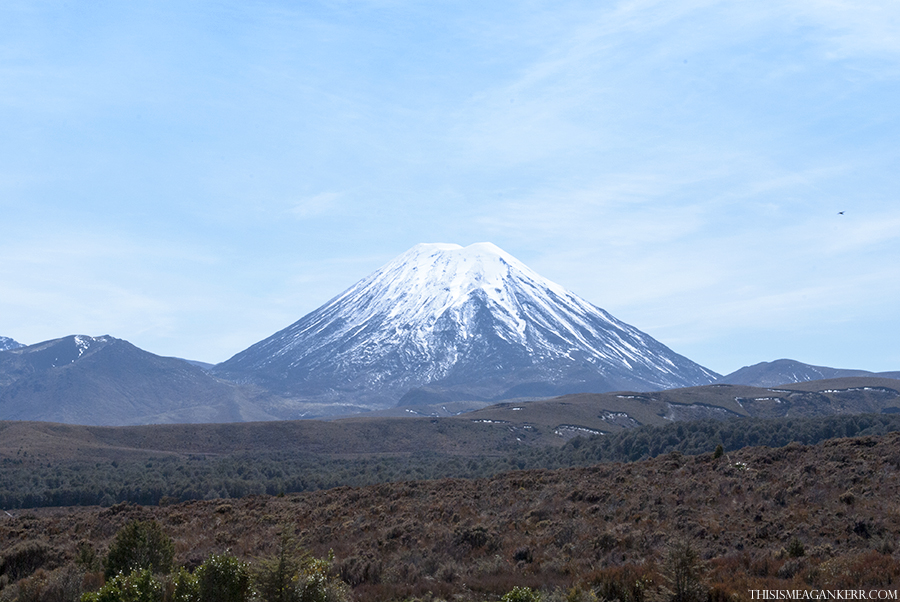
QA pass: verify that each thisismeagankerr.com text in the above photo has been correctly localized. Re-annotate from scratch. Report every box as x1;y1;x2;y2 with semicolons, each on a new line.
749;591;898;600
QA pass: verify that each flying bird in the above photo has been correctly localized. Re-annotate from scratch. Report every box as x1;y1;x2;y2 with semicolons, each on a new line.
838;211;845;215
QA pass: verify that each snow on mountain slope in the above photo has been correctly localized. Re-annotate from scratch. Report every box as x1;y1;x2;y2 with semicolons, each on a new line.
216;243;719;408
0;336;24;352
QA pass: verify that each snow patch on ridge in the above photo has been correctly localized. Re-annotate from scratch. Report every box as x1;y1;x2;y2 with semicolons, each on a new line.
0;336;24;352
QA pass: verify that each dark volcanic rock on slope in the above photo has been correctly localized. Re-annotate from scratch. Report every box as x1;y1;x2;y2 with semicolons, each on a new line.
719;358;900;387
216;243;718;409
0;335;280;425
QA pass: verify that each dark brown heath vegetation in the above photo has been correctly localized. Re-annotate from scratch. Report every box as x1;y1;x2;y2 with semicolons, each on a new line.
2;432;900;601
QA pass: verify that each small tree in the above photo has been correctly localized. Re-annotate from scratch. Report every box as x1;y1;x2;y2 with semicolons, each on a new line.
104;521;174;579
254;532;349;602
255;531;300;602
664;541;704;602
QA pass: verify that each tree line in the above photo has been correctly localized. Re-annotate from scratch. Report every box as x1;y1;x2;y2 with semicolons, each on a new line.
2;412;899;510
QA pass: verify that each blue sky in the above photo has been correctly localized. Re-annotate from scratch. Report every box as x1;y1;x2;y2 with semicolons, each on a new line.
1;0;898;375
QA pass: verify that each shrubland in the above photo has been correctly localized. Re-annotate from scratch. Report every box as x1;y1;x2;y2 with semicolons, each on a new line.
2;430;900;601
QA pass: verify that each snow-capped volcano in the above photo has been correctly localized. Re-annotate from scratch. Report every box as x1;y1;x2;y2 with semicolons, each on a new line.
215;243;719;408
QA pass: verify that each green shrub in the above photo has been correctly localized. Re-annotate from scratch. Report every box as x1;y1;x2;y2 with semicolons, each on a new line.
104;521;174;579
166;567;199;602
77;543;103;573
787;538;805;558
294;554;349;602
502;586;542;602
81;569;163;602
195;553;251;602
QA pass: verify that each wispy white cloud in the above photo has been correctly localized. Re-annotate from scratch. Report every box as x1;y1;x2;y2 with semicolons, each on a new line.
290;192;343;219
791;0;900;60
449;0;899;176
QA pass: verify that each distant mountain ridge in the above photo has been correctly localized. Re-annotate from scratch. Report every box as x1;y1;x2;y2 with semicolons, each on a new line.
0;336;23;351
0;335;287;425
1;335;898;427
6;244;898;425
215;242;719;409
462;376;900;437
718;358;900;388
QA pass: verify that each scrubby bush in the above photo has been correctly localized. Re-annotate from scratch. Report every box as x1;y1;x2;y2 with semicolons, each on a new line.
590;565;650;602
195;553;251;602
293;553;350;602
502;586;542;602
76;543;103;573
787;538;805;558
3;564;83;602
104;521;174;579
0;540;56;582
81;569;163;602
166;567;199;602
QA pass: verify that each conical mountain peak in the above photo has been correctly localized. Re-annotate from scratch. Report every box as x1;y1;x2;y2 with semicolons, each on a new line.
339;242;565;338
216;243;718;411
